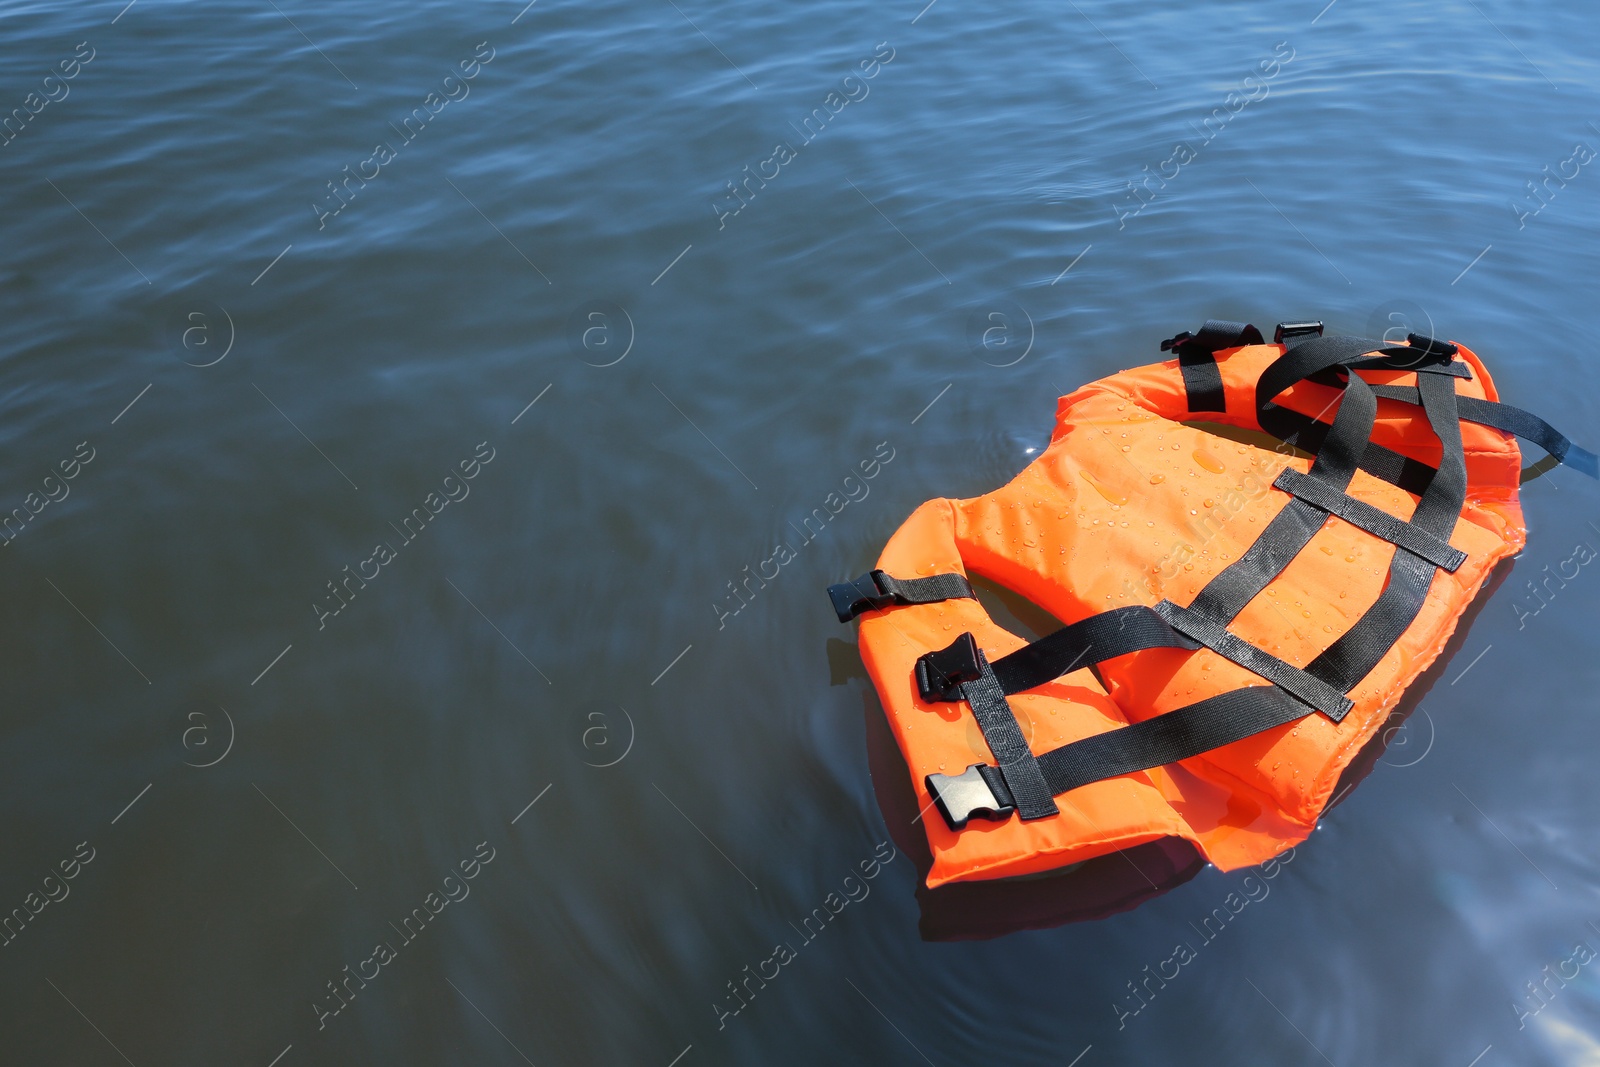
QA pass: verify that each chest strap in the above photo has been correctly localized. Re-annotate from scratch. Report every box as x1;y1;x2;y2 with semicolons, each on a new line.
827;569;974;623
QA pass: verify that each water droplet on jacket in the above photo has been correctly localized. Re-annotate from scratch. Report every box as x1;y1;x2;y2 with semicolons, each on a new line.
1150;473;1166;485
1080;469;1129;506
1203;498;1214;508
1193;447;1226;473
1344;554;1356;563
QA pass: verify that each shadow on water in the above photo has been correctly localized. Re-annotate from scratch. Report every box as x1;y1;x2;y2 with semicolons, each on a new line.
837;557;1516;941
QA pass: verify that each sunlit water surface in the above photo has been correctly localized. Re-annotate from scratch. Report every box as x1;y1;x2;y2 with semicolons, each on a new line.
2;1;1599;1063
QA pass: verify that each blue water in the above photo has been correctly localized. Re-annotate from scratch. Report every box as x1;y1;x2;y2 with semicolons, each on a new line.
3;1;1599;1063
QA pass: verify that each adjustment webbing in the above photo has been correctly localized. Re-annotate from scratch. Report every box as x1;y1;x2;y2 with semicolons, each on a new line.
1457;396;1598;477
929;635;1058;821
916;605;1197;702
1184;364;1379;629
1303;368;1466;690
1167;320;1264;412
1273;468;1466;571
826;570;974;623
1259;407;1440;496
939;685;1321;824
1037;685;1309;798
1151;599;1355;719
1365;384;1600;479
1254;334;1447;417
1260;341;1596;489
1256;334;1454;496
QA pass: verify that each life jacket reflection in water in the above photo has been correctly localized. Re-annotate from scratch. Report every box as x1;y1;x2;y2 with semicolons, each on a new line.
828;321;1596;889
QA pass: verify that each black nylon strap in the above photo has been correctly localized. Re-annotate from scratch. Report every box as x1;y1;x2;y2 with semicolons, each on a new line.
1169;320;1264;413
1259;407;1440;496
1151;599;1355;720
916;605;1198;702
1457;396;1598;476
944;638;1059;821
1337;354;1472;379
1261;340;1595;488
1274;468;1467;572
1185;369;1378;627
1302;368;1467;690
1186;496;1329;622
1033;685;1309;798
1177;349;1226;412
1255;335;1438;418
1367;385;1600;479
878;571;974;604
1257;336;1451;496
827;570;974;623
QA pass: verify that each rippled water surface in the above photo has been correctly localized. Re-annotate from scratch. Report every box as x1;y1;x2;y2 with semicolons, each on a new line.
4;1;1600;1063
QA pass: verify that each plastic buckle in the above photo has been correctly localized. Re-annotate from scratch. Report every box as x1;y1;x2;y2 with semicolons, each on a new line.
1274;321;1324;344
925;765;1017;830
1159;331;1193;353
827;571;894;623
915;632;985;702
1405;332;1459;359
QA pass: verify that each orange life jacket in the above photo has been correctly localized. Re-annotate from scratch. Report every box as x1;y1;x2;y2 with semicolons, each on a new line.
829;321;1595;889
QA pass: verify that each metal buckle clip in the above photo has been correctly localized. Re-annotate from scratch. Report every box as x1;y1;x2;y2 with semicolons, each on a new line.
915;632;984;702
925;765;1017;830
827;570;893;623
